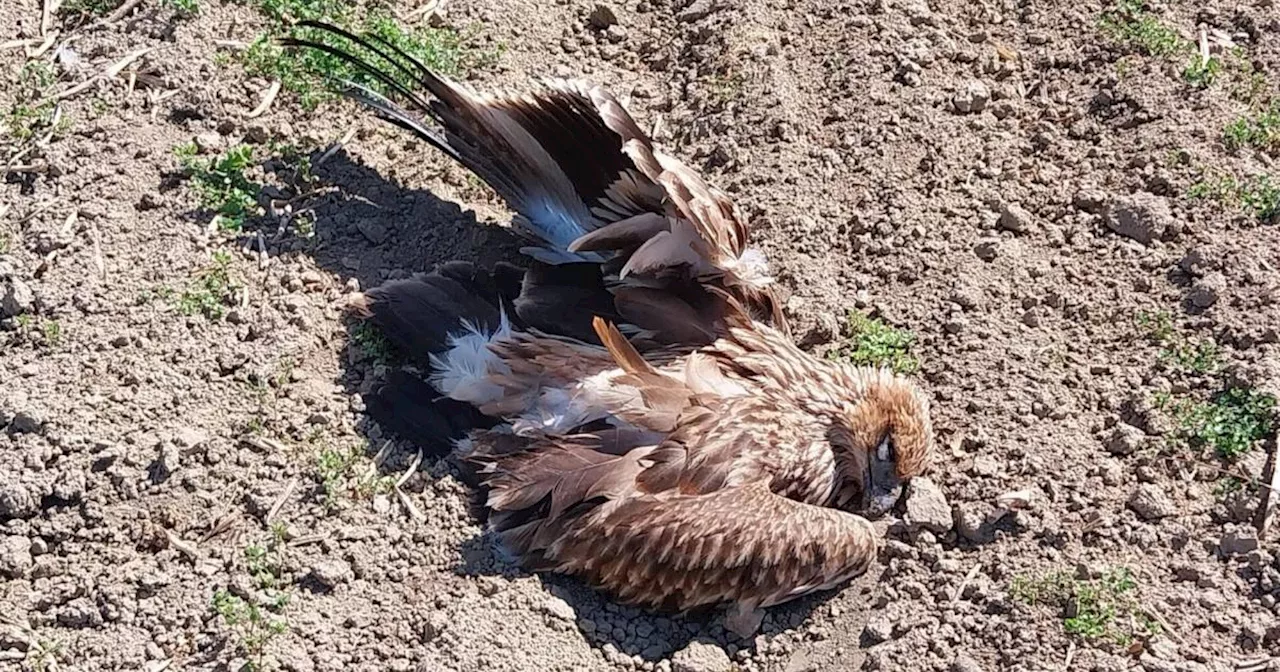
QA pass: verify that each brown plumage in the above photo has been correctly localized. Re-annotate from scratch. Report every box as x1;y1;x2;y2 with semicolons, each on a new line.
283;24;937;635
454;308;935;636
281;21;787;347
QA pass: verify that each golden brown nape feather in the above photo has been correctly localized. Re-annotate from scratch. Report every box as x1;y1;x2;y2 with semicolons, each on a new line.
830;367;936;517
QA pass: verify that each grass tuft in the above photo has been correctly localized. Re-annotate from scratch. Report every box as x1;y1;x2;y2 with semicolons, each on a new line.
828;311;919;374
1189;173;1280;222
175;250;238;319
240;0;501;110
1173;387;1276;460
1181;56;1223;89
1012;567;1158;643
1223;107;1280;153
1099;0;1189;58
176;142;263;231
1136;310;1220;374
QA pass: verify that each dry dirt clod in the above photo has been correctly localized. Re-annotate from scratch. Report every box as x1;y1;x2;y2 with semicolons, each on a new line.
1;278;35;318
1105;422;1147;456
308;559;352;589
670;640;732;672
953;80;990;114
903;478;952;534
1105;193;1173;245
1187;272;1225;309
998;203;1034;233
1129;484;1177;520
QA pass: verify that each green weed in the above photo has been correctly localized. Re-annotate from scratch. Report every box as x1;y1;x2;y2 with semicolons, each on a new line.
828;311;919;374
316;443;394;509
1223;107;1280;153
60;0;122;15
163;0;199;14
3;60;69;165
1137;310;1220;374
1012;567;1157;644
1174;387;1276;460
1099;0;1189;58
240;0;501;110
1181;56;1223;89
177;250;238;319
349;321;393;363
176;143;263;231
1189;173;1280;221
212;537;292;669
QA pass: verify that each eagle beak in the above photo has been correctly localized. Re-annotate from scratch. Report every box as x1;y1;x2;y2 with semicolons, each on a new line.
861;437;903;518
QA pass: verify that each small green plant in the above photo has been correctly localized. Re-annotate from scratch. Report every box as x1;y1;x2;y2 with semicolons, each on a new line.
41;319;62;345
25;637;64;672
177;250;238;319
163;0;199;14
1224;107;1280;153
1181;56;1223;88
59;0;122;15
350;321;393;363
1137;310;1221;374
1012;568;1157;644
241;1;501;110
316;443;394;508
176;143;263;231
828;311;919;374
3;60;69;165
1174;387;1276;460
213;537;291;669
212;590;288;670
1189;173;1280;221
1099;0;1189;58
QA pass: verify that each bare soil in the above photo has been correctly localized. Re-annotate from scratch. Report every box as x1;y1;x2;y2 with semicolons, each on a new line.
3;0;1280;670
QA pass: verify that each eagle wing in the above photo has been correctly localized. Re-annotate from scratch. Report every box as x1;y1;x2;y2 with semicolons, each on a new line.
281;21;785;341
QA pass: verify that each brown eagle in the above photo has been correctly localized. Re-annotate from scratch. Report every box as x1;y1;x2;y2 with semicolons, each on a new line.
282;23;937;637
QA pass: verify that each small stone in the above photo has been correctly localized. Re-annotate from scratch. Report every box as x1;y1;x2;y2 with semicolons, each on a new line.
973;239;999;262
29;537;48;555
1128;484;1176;520
8;411;43;434
0;535;33;578
1187;272;1224;309
150;444;181;483
953;503;994;543
174;427;208;449
903;477;952;533
951;654;985;672
216;353;248;374
57;597;103;628
589;3;619;28
671;640;732;672
194;133;223;154
1105;192;1172;245
542;596;576;621
1020;308;1041;328
1073;188;1108;213
1105;423;1146;456
0;483;36;521
998;203;1033;233
1;278;35;318
357;220;389;245
953;80;991;114
676;0;719;23
862;616;894;645
1147;637;1178;661
306;413;331;426
309;559;352;588
1219;530;1259;557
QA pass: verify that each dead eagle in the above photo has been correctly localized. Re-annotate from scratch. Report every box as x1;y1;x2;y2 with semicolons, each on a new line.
282;23;937;636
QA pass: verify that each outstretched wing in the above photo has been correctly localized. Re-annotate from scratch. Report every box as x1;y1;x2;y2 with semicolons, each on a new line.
281;21;785;339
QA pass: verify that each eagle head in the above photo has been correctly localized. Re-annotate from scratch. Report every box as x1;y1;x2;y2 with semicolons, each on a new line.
831;368;935;518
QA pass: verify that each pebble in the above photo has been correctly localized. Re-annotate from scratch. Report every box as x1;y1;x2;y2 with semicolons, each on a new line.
1;278;35;317
1219;530;1259;557
671;640;732;672
1105;192;1171;245
953;80;991;114
903;478;952;533
1186;272;1224;309
0;535;33;578
357;220;389;245
953;503;994;543
973;239;999;262
952;654;985;672
589;3;619;29
862;616;894;644
309;559;353;588
1104;423;1146;456
998;203;1033;233
8;411;43;434
1128;484;1176;520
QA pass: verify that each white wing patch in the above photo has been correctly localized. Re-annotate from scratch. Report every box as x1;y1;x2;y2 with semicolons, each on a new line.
429;309;513;405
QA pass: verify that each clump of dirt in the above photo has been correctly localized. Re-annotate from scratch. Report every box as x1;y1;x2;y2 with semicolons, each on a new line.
2;0;1279;670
